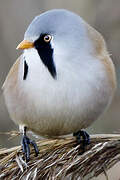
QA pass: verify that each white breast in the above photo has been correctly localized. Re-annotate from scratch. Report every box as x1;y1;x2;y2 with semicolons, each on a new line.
14;48;114;136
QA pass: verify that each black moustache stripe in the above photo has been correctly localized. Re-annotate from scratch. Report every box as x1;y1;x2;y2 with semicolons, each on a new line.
34;35;57;79
38;47;57;79
23;60;28;80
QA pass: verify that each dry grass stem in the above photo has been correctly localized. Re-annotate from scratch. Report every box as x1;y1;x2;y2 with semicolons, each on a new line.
0;133;120;179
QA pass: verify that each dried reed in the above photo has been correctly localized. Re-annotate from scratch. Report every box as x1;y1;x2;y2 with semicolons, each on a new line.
0;132;120;180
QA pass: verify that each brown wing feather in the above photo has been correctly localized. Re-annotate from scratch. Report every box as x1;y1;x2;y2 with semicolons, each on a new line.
85;22;116;89
2;56;21;90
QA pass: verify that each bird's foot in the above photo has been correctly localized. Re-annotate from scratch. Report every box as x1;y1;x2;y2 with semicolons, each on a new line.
73;130;90;152
21;127;39;162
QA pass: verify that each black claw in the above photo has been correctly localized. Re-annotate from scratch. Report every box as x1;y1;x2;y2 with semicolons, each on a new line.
73;130;90;148
21;133;39;162
21;137;26;154
25;136;30;161
29;139;39;157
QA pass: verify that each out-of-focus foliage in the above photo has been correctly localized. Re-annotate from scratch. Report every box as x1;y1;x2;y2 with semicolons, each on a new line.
0;0;120;147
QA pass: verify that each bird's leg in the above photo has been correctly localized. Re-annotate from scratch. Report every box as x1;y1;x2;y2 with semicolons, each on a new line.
73;130;90;152
21;126;39;162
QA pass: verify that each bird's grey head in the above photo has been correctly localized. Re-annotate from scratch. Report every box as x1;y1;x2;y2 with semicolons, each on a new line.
24;9;91;79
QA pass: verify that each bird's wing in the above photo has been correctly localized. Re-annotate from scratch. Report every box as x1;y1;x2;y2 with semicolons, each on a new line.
85;22;116;90
2;56;21;91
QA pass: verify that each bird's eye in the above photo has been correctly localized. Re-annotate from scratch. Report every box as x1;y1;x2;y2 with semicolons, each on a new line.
43;35;52;43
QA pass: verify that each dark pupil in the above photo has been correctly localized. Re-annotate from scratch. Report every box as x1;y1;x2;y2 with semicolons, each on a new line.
45;35;49;40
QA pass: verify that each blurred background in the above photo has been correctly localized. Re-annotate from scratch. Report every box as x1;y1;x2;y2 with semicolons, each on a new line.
0;0;120;148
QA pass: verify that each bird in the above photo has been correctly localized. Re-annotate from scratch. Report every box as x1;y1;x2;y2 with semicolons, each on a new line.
2;9;116;161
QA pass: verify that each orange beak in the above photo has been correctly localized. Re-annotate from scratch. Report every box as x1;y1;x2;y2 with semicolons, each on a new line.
16;40;34;50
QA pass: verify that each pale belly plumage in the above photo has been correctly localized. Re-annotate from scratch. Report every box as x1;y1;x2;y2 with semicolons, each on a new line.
3;50;115;137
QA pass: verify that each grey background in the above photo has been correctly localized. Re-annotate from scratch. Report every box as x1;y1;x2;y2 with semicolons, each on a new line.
0;0;120;148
